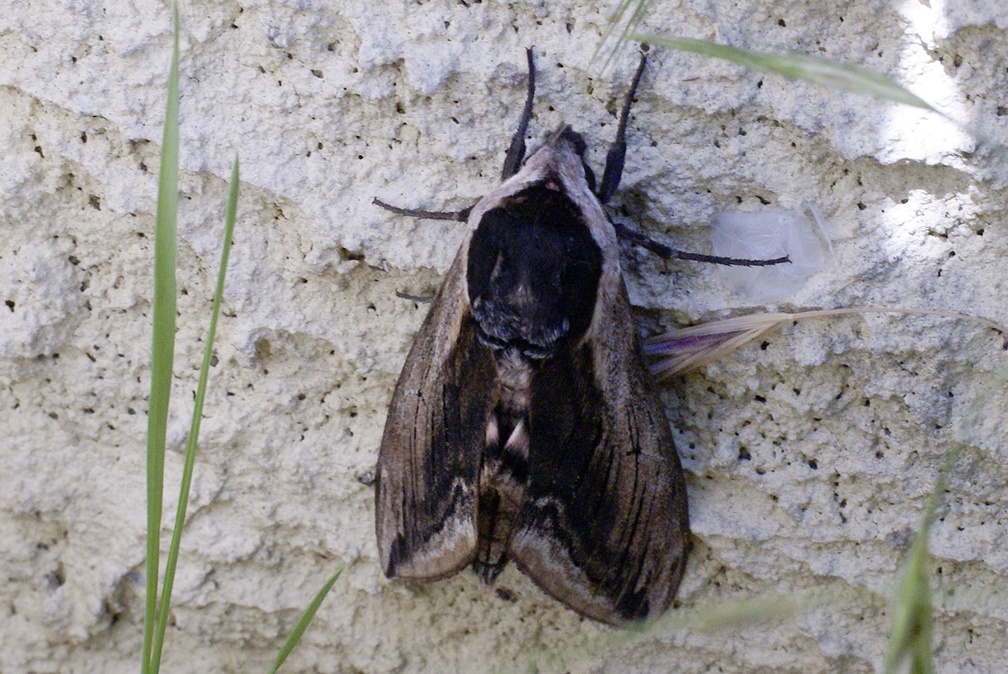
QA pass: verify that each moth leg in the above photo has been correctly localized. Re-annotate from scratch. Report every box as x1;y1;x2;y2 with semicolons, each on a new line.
372;197;472;222
501;48;536;181
597;50;648;204
613;221;791;267
395;289;435;303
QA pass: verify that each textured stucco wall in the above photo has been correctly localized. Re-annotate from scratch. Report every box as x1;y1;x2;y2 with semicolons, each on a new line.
2;1;1008;672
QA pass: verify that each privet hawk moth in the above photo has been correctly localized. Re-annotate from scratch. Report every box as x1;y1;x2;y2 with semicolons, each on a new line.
374;49;690;625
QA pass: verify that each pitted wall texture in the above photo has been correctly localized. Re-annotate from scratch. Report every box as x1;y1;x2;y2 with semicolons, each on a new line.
2;1;1007;672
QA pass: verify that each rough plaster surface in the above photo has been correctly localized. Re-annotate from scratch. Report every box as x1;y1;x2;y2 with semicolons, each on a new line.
2;0;1007;672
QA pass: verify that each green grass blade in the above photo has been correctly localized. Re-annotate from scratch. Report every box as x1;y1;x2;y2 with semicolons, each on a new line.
593;0;651;72
599;7;932;110
635;35;932;109
884;464;948;674
149;156;240;671
501;585;883;674
632;34;1007;155
142;3;180;673
269;568;344;674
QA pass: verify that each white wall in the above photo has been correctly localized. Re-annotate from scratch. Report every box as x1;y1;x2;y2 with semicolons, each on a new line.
2;0;1007;671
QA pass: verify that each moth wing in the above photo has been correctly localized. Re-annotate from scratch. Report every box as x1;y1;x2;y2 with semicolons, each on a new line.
375;248;497;580
509;282;690;625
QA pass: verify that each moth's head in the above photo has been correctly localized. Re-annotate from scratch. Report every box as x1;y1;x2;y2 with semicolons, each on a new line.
527;125;597;194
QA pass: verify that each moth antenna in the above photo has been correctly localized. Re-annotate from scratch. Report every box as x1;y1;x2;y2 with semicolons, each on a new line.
373;50;533;222
501;47;537;180
597;49;648;204
373;197;472;222
613;221;791;267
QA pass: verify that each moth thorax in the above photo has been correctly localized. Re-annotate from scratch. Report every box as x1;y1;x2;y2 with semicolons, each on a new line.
466;182;603;361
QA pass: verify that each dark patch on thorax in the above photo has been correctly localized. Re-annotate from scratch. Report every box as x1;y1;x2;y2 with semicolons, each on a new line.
466;182;602;361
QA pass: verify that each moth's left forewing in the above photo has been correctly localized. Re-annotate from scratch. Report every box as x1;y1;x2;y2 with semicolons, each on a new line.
507;140;691;625
375;248;498;581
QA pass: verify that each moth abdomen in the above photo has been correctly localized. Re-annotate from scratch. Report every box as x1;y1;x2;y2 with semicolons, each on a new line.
474;358;534;583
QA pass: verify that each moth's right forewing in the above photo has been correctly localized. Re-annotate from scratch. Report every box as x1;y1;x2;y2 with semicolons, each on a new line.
501;139;690;624
509;280;690;625
375;247;497;580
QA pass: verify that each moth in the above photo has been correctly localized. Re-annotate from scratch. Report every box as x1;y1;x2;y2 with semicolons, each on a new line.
374;49;690;625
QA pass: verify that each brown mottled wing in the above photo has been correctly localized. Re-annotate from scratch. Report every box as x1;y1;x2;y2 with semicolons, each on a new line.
508;281;690;625
375;248;497;580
